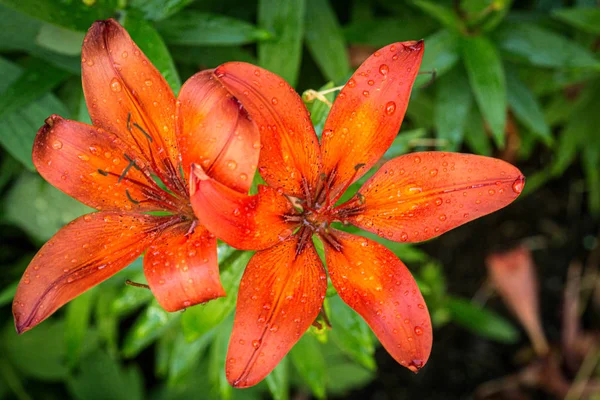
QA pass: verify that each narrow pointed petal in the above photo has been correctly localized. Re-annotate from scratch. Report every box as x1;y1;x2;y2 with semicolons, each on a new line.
321;41;424;199
177;70;259;193
189;165;297;250
13;212;170;334
213;62;322;198
337;152;525;243
82;19;184;195
226;236;327;388
487;246;548;356
33;115;179;212
144;223;225;312
323;230;432;372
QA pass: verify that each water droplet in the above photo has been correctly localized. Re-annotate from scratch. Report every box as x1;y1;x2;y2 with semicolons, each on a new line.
83;215;92;222
227;160;237;170
429;169;438;177
145;79;153;87
183;300;191;307
400;232;408;241
254;69;260;76
362;90;369;97
385;101;396;115
52;140;63;150
347;78;356;88
121;51;128;58
110;78;122;92
367;79;375;86
78;154;89;161
233;208;241;216
512;176;525;193
252;339;261;348
86;59;94;67
488;189;495;195
379;64;389;75
439;214;447;221
271;97;278;105
414;156;421;164
434;198;442;206
323;129;333;138
239;173;248;181
414;326;423;336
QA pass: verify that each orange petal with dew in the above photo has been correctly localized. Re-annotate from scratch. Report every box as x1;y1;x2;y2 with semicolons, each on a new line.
144;222;224;312
337;152;525;243
177;70;259;193
13;212;170;334
213;62;322;198
82;19;184;195
189;165;297;250
321;41;424;200
33;115;181;213
226;236;327;387
323;229;432;372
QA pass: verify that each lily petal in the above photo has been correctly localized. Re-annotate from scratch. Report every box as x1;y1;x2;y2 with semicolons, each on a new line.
189;165;297;250
144;222;225;312
33;115;180;212
323;229;432;372
226;236;327;388
213;62;322;198
321;41;424;199
177;70;259;193
81;19;184;195
13;212;170;334
337;152;525;243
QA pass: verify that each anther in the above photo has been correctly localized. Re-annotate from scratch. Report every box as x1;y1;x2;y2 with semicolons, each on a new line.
127;112;132;131
126;189;140;204
97;169;109;176
125;280;150;289
133;122;153;142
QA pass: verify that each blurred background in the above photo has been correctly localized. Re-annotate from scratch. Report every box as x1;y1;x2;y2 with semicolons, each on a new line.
0;0;599;399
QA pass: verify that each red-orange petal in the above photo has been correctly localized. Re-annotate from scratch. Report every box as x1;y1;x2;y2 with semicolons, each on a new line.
337;152;525;243
143;222;225;312
13;212;170;334
81;19;185;196
176;70;259;193
189;164;297;250
321;41;424;200
213;62;322;198
323;229;432;372
33;115;180;213
226;236;327;388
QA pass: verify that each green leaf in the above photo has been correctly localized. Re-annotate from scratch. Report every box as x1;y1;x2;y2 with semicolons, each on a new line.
0;58;69;121
582;146;600;216
447;297;520;343
265;357;289;400
95;289;119;356
36;24;85;56
155;329;175;378
384;128;428;158
434;66;473;150
4;172;92;242
122;14;181;94
505;68;552;145
552;7;600;34
493;22;600;70
258;0;306;86
122;300;180;358
411;0;464;32
65;289;96;368
418;29;461;88
67;351;144;400
157;12;271;47
129;0;194;21
110;272;153;316
0;281;17;307
325;362;373;395
0;0;118;31
344;17;438;48
461;35;506;147
180;250;250;342
464;106;492;156
328;295;375;370
304;0;350;83
2;320;69;380
208;319;232;400
168;330;214;385
171;46;257;68
290;335;326;399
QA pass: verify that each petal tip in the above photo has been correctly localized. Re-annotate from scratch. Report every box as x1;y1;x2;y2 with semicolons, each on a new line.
405;39;424;52
407;359;425;373
512;174;526;194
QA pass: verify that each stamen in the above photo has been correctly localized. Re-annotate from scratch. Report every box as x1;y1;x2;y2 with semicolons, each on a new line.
133;122;153;142
296;227;312;256
125;189;140;204
125;280;149;289
97;169;109;176
327;163;365;208
127;112;132;131
124;154;141;170
418;69;437;89
119;154;140;183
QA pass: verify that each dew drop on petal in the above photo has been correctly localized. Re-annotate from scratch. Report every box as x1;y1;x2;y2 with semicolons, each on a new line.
110;78;122;92
379;64;389;75
385;101;396;115
512;176;525;193
52;140;63;150
414;326;423;336
227;160;237;170
347;78;356;88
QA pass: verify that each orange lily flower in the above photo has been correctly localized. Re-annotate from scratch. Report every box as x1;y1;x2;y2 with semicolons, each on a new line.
12;19;259;334
189;41;525;387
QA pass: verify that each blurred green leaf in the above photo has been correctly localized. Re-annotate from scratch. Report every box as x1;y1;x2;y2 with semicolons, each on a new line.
180;250;250;342
290;335;326;399
129;0;194;21
419;30;460;83
406;91;435;129
328;295;375;370
122;300;180;358
110;272;153;316
505;68;552;145
493;22;600;70
447;297;520;343
325;362;373;395
171;46;257;68
155;329;175;378
305;0;350;83
157;12;271;47
461;35;506;147
68;351;144;400
95;289;119;356
258;0;306;86
65;289;96;368
4;172;92;242
0;0;118;31
344;17;438;48
384;128;428;158
464;107;493;156
583;146;600;216
412;0;464;32
3;320;68;380
0;282;17;307
36;24;84;56
208;319;232;400
168;330;214;385
123;14;181;93
552;7;600;34
434;66;473;150
265;357;289;400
